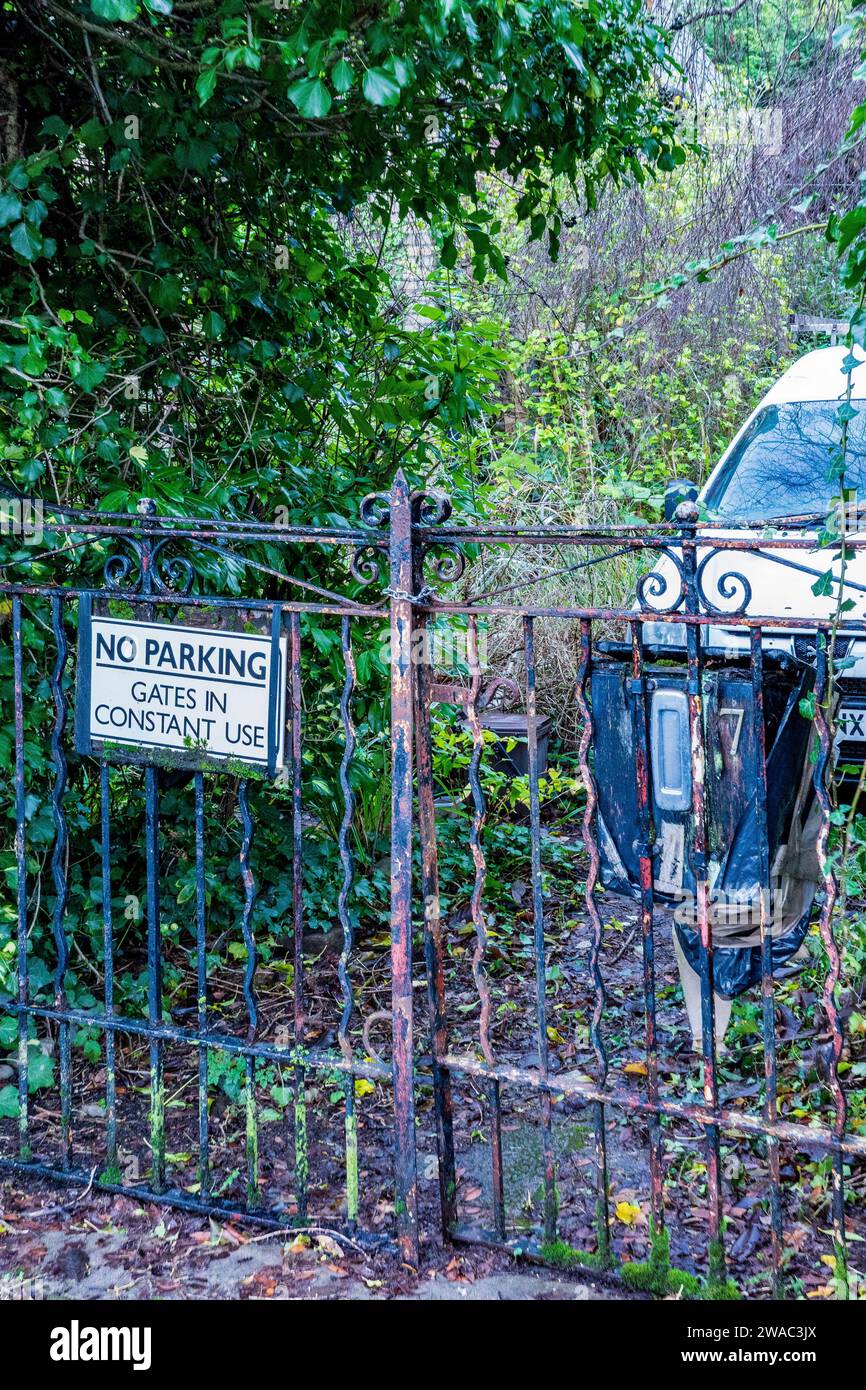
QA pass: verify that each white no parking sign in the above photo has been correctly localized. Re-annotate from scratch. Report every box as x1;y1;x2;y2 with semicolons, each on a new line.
75;613;287;772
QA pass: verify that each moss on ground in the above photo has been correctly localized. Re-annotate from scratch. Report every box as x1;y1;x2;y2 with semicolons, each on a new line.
620;1224;701;1298
538;1240;615;1273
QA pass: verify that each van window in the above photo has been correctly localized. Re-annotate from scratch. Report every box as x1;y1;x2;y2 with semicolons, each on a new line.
704;401;866;521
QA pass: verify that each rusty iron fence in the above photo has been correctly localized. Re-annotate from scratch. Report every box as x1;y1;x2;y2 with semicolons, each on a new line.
0;471;863;1297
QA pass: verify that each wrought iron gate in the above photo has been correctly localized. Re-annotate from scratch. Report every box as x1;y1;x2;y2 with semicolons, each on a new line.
0;473;863;1297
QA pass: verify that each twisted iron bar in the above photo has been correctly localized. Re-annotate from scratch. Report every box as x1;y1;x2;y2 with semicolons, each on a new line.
575;618;607;1084
50;597;69;1001
811;636;849;1284
465;616;495;1066
238;781;259;1045
337;617;357;1063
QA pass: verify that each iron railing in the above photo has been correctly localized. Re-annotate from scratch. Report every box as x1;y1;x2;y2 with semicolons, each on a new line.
0;473;863;1296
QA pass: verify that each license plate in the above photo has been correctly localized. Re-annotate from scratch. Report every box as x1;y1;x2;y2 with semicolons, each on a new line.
838;707;866;741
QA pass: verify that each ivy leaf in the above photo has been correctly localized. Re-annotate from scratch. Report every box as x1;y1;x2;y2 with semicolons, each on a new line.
202;309;225;339
27;1050;54;1091
849;309;866;349
0;1086;18;1120
331;58;354;93
287;77;332;119
75;362;108;392
195;68;218;106
559;40;586;73
90;0;138;19
362;68;401;107
9;221;42;261
0;193;22;228
811;570;834;598
440;234;457;269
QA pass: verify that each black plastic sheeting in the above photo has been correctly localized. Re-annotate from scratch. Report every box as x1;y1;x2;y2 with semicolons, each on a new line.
592;657;816;999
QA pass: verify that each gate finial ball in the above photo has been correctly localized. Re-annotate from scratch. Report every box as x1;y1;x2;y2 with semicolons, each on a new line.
674;499;699;525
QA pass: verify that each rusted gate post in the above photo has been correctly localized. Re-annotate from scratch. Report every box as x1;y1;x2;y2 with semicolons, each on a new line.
388;470;420;1263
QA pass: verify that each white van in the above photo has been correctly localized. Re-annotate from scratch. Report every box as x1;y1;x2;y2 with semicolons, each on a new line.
596;346;865;1042
642;345;866;760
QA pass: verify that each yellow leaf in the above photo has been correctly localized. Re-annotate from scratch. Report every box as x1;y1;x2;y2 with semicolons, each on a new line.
820;1254;837;1270
547;1026;566;1044
615;1201;642;1226
354;1078;376;1098
285;1234;311;1255
807;1285;834;1298
624;1061;648;1076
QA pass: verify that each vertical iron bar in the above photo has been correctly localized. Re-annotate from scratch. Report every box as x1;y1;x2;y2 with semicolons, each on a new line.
50;597;71;1169
575;616;610;1264
139;500;164;1191
812;630;848;1295
238;779;259;1208
465;614;505;1241
750;629;784;1296
630;618;664;1237
289;611;308;1223
195;771;209;1195
337;616;359;1228
144;765;165;1191
388;469;420;1262
414;615;458;1236
524;616;557;1241
13;597;29;1158
679;507;725;1286
100;762;117;1173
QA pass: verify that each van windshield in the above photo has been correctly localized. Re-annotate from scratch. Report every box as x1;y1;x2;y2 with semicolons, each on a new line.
703;400;866;522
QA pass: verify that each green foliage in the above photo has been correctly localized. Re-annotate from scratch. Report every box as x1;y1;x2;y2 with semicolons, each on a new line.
0;2;685;1010
0;0;681;520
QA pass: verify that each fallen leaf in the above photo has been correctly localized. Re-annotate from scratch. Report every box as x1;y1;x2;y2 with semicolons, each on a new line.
315;1234;344;1258
624;1061;648;1076
615;1200;643;1227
